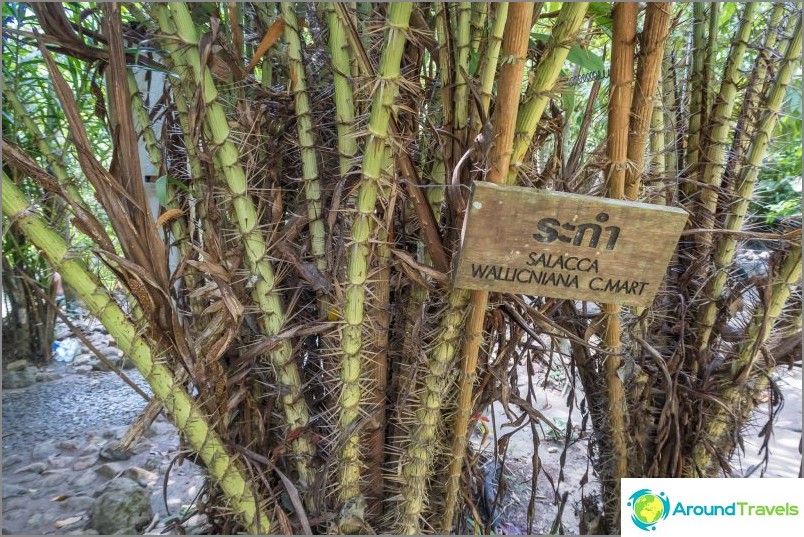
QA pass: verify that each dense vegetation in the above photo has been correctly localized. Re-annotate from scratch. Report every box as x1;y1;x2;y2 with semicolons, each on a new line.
2;2;801;534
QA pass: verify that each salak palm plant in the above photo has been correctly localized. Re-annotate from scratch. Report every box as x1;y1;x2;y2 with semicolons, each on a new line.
2;2;801;534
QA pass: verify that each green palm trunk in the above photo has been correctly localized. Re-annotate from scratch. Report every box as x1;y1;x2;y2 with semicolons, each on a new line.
689;244;802;475
507;2;589;184
326;2;359;178
454;2;472;142
282;3;328;274
397;288;471;535
126;71;192;263
156;2;316;489
695;3;756;253
696;19;801;357
2;173;270;534
479;3;509;119
683;2;707;192
336;2;413;504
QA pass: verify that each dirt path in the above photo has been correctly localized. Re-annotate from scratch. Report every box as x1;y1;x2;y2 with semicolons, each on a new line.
2;368;205;535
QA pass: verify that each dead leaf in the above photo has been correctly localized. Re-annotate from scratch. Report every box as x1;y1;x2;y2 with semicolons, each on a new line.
55;516;82;528
246;19;285;73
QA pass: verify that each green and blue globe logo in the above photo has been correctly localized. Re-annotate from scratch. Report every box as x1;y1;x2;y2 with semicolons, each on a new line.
628;489;670;531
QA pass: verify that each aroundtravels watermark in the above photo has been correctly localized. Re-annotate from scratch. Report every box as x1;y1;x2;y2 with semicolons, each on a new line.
627;488;800;532
622;479;803;535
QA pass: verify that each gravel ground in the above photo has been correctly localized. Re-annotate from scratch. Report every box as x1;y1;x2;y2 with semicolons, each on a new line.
2;367;151;455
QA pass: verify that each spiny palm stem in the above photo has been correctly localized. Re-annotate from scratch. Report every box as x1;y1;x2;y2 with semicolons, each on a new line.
720;4;788;216
2;172;271;534
478;2;509;119
325;2;359;178
623;2;672;201
155;2;316;490
507;2;589;185
454;2;472;145
649;72;666;204
336;2;413;504
602;3;637;531
695;19;801;358
689;243;802;476
661;46;679;203
702;3;720;125
469;2;488;56
441;4;534;533
682;2;707;196
397;287;471;535
126;71;192;264
363;145;394;520
425;2;454;221
694;3;757;253
281;2;327;274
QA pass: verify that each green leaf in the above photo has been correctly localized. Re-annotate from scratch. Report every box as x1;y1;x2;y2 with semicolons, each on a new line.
468;49;480;76
530;34;604;73
155;175;168;208
562;89;575;116
588;2;613;36
567;46;604;73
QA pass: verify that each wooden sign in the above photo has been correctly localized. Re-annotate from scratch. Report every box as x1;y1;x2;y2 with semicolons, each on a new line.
453;182;688;307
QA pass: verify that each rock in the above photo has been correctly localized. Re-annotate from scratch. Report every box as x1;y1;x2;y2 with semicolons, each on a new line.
72;471;98;488
32;440;57;460
5;359;29;372
12;472;40;485
88;478;152;535
120;357;136;370
57;440;82;452
102;426;128;440
141;455;162;472
54;516;84;530
132;440;153;454
55;327;71;340
92;360;116;372
94;462;127;479
124;466;157;487
547;446;559;454
185;514;208;530
26;512;44;527
35;371;62;383
2;454;23;467
64;495;95;512
14;462;48;474
100;346;123;358
73;354;95;366
100;444;132;462
74;365;94;376
147;420;175;437
1;484;29;499
40;471;75;488
80;445;100;457
73;455;99;471
3;369;36;389
47;454;74;469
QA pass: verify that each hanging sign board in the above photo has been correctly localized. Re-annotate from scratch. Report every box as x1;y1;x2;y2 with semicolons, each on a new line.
453;182;688;307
